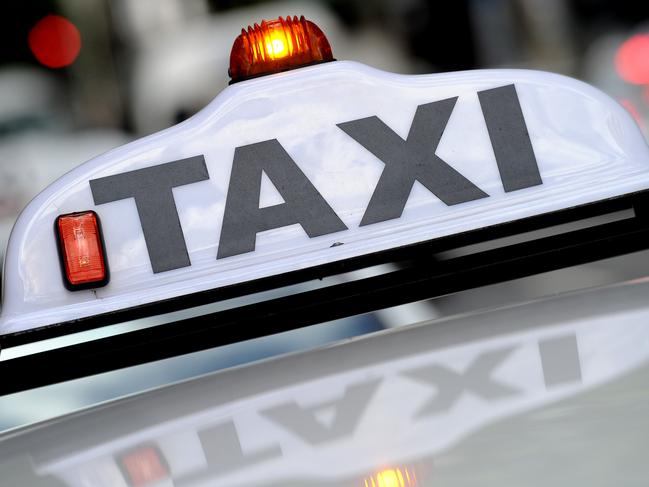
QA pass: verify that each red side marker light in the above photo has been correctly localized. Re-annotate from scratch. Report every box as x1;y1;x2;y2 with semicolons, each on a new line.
229;15;334;83
118;446;169;487
55;211;109;290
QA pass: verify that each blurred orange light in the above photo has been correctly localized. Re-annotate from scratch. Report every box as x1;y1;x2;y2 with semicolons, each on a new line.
229;15;334;82
28;15;81;69
363;467;418;487
615;34;649;85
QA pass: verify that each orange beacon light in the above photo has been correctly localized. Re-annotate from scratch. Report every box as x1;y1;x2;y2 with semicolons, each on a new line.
229;15;334;83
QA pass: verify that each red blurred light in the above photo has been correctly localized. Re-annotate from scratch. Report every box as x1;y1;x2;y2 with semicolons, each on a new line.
119;446;169;487
28;15;81;68
615;34;649;85
56;211;108;288
229;15;334;82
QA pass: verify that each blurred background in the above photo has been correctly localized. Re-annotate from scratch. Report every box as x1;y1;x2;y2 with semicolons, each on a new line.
1;0;649;431
2;0;649;249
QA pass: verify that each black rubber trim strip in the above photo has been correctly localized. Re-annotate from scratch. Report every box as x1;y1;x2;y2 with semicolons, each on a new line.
1;189;648;350
0;190;648;395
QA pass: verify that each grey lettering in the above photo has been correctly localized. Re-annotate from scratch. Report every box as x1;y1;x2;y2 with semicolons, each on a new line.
478;84;542;192
217;140;347;259
404;347;520;417
197;421;282;475
90;156;209;273
538;334;582;387
261;380;380;445
338;98;488;226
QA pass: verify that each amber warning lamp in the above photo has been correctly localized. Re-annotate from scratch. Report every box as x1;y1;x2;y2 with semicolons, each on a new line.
229;15;334;83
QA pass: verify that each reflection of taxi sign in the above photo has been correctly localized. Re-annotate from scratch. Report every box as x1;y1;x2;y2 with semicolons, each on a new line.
1;16;649;346
30;304;649;486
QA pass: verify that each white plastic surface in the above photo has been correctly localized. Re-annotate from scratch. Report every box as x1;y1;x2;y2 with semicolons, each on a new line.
2;61;649;334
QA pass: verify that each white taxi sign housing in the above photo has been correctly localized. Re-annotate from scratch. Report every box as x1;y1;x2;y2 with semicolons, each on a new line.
2;61;649;336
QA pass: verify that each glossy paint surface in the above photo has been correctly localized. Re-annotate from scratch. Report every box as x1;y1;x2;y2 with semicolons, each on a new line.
1;280;649;485
2;61;649;334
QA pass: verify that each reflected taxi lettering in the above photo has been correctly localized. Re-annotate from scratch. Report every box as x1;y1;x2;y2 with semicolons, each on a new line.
90;84;541;273
116;333;581;485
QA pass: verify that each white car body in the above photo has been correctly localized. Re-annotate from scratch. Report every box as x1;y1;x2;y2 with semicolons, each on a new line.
1;280;649;486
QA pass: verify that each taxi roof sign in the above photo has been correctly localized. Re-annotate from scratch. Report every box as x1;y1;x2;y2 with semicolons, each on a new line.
1;46;649;344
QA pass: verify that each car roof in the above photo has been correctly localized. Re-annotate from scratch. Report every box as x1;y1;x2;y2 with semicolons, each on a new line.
2;277;649;486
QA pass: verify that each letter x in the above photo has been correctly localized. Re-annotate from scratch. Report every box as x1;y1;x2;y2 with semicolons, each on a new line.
338;97;488;226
